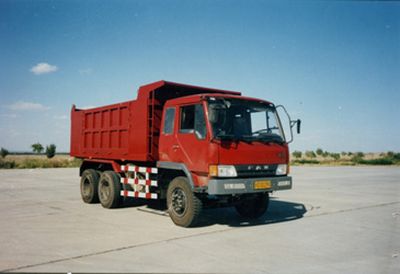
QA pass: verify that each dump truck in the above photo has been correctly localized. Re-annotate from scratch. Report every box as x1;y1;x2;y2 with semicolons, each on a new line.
70;80;300;227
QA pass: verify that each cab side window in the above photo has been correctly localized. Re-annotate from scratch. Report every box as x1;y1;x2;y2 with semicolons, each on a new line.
194;104;206;139
163;108;175;134
180;105;195;133
179;104;206;140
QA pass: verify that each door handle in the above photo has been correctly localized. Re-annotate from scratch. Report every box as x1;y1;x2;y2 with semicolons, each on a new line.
172;144;180;150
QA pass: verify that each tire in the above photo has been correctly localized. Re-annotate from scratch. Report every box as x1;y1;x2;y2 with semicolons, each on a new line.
167;177;202;227
98;171;122;209
80;169;100;204
235;192;269;219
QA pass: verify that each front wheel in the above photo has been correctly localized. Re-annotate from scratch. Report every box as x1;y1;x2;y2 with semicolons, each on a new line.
235;192;269;219
167;177;202;227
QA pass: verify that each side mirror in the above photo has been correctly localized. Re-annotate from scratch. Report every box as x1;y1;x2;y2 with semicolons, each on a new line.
296;119;301;134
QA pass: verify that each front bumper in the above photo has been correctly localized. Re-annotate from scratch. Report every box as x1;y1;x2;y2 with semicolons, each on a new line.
207;176;292;195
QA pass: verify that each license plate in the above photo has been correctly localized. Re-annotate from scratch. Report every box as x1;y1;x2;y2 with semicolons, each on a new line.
254;180;271;190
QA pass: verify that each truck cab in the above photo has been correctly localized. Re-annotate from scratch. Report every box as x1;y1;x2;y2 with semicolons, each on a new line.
156;93;298;226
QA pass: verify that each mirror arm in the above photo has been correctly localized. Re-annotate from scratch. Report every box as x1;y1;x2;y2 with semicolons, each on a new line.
276;105;301;144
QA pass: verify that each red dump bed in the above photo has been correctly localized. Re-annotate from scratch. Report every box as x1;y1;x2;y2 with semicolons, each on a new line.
70;80;240;162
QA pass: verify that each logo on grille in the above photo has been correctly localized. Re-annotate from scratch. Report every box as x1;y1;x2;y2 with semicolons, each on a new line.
247;165;269;171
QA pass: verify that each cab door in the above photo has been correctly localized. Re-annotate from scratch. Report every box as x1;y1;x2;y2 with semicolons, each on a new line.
159;106;177;161
173;103;211;175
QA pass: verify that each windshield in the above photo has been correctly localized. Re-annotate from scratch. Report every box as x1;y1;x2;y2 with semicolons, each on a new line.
207;98;285;143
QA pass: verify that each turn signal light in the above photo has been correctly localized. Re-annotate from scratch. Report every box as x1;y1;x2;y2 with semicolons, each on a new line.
209;165;218;177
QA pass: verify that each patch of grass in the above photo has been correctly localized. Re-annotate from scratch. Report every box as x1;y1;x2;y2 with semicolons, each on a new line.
336;161;356;166
17;158;82;169
0;159;16;169
292;159;320;165
0;156;82;169
292;150;400;166
353;158;394;165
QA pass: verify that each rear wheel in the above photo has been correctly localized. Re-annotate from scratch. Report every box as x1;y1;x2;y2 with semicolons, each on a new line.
235;192;269;219
98;171;122;208
167;177;202;227
80;169;100;203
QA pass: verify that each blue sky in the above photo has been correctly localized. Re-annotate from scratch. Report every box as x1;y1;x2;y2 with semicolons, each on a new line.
0;0;399;152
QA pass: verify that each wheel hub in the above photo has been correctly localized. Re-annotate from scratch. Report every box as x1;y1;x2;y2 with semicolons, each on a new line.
83;179;91;196
171;187;187;216
100;181;110;200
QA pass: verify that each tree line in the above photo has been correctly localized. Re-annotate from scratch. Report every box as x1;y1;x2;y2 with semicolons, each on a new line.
292;148;353;160
1;143;57;159
291;148;400;165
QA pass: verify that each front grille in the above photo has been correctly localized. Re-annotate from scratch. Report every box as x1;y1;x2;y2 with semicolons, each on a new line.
235;164;277;178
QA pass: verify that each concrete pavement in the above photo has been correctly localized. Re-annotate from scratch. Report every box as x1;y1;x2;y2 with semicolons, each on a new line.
0;166;399;273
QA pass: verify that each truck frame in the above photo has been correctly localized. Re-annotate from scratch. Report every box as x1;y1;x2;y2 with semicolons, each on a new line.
71;80;300;227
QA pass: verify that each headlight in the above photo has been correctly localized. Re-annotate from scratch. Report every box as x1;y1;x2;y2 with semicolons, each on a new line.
276;164;288;175
209;165;237;177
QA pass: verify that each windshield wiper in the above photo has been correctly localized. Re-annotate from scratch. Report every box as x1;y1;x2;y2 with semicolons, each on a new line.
215;134;237;141
215;134;254;143
239;135;257;143
216;134;283;144
257;134;285;145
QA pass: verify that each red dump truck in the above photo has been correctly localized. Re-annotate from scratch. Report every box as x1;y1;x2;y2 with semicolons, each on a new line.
70;80;300;227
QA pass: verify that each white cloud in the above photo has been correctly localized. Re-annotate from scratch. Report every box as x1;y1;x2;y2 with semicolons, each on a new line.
54;115;68;120
30;62;58;75
7;101;50;111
